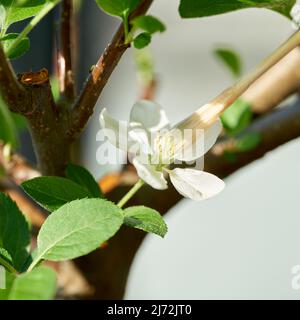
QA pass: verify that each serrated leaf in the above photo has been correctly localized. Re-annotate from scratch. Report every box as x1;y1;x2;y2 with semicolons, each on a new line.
236;132;261;152
134;32;151;49
66;163;103;198
8;266;56;300
131;15;166;34
214;47;242;78
21;176;92;211
124;206;168;237
32;199;123;264
1;0;46;29
179;0;296;19
1;33;30;59
95;0;140;18
221;98;252;136
0;192;30;272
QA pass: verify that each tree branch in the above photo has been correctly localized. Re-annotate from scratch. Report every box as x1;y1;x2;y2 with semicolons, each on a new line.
69;0;154;139
0;44;28;113
243;47;300;114
58;0;76;102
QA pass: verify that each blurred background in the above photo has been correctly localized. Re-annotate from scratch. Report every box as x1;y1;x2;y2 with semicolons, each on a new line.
12;0;300;299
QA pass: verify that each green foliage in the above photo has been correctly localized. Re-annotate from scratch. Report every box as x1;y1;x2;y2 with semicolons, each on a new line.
1;33;30;59
0;192;30;272
66;163;103;198
131;15;166;49
235;132;262;152
179;0;296;19
0;5;6;31
50;76;60;101
21;176;92;211
0;0;46;30
95;0;140;18
221;98;252;136
0;269;15;300
214;47;242;78
95;1;165;49
124;206;168;237
3;266;56;300
30;199;123;267
0;98;19;148
131;15;166;34
134;48;154;86
134;32;151;49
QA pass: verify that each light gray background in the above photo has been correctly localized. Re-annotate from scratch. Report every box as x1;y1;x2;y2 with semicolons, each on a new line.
83;1;300;299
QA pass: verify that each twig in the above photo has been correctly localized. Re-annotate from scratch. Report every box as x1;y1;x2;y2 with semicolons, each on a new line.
0;44;28;113
59;0;76;102
0;143;39;184
69;0;154;139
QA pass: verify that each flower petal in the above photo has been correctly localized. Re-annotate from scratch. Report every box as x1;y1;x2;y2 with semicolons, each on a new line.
129;100;170;133
174;118;222;162
167;168;225;201
133;157;168;190
99;108;129;151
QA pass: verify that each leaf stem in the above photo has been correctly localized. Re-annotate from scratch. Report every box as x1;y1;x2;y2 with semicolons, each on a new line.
6;0;61;57
123;10;130;44
117;179;144;208
0;256;18;274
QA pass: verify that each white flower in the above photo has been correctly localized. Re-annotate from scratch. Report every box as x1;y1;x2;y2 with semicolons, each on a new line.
100;100;225;201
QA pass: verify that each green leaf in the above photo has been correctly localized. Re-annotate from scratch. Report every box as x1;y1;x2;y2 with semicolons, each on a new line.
11;113;27;131
95;0;140;18
31;199;123;265
134;32;151;49
66;163;103;198
124;206;168;237
1;0;47;29
0;269;16;300
179;0;296;19
8;266;56;300
1;33;30;59
214;47;242;78
21;176;92;211
0;5;6;32
0;192;30;272
236;132;261;152
221;98;252;136
0;97;18;148
131;15;166;34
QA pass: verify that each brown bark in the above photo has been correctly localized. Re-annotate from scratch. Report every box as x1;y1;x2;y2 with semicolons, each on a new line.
19;69;73;176
0;44;29;113
69;0;154;139
59;0;76;102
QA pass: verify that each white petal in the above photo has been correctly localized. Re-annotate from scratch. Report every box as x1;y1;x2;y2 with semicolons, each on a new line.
99;108;129;151
133;157;168;190
129;100;170;133
174;118;222;162
167;168;225;201
128;126;153;155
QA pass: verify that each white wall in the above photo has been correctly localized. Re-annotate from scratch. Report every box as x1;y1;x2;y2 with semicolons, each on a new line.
84;1;300;299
